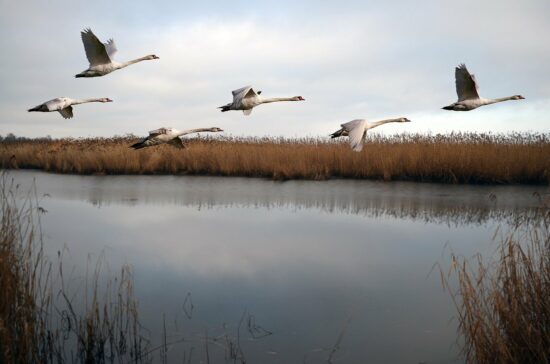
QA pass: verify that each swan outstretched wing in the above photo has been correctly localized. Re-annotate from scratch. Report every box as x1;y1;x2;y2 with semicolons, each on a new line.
168;137;186;149
232;86;252;97
341;119;366;152
243;88;258;99
81;28;112;66
58;106;73;119
46;98;65;109
104;38;118;59
231;86;258;103
455;64;480;101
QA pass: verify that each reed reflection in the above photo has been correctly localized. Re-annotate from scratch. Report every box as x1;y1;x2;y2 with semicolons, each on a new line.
18;172;546;226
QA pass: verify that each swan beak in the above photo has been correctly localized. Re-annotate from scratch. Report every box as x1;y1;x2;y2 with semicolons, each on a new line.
106;98;113;102
519;95;525;99
405;118;411;122
153;55;160;59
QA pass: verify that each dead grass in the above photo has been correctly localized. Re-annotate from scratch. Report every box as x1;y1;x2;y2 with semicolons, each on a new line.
444;208;550;363
1;132;549;184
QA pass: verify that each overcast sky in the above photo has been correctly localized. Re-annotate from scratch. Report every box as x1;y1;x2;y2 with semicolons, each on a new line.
1;0;549;138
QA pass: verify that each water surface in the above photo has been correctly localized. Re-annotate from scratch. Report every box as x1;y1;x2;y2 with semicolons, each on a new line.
10;170;548;364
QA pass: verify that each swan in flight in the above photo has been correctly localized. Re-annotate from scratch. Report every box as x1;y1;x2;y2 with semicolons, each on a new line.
330;117;411;152
130;127;224;149
218;86;305;115
442;64;524;111
27;97;112;119
75;28;159;78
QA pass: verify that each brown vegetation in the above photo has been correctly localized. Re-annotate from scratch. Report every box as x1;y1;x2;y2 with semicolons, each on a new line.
0;175;150;363
444;209;550;364
1;133;549;184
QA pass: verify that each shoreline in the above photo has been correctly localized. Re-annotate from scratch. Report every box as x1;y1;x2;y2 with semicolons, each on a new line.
3;166;550;186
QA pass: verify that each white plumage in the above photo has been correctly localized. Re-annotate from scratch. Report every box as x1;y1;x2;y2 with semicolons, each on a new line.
219;86;305;115
442;64;524;111
131;127;224;149
75;28;159;78
330;117;411;152
27;97;113;119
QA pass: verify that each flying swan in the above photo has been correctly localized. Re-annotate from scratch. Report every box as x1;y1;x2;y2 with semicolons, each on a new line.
130;127;224;149
28;97;112;119
75;28;159;78
330;117;411;152
442;64;524;111
218;86;305;115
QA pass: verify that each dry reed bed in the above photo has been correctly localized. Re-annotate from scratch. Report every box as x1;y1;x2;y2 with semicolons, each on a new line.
444;209;550;364
1;133;550;184
0;175;150;363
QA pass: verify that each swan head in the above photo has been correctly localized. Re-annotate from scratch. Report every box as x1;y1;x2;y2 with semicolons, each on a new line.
512;95;525;100
292;96;305;101
100;98;113;103
399;117;411;122
147;54;160;60
210;127;224;132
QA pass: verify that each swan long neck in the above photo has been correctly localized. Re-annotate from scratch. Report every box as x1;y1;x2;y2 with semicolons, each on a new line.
259;97;296;104
178;128;216;136
71;98;105;105
367;118;402;130
484;96;517;105
120;56;152;68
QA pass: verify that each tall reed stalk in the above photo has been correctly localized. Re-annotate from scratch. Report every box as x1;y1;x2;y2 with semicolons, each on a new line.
0;173;151;363
444;208;550;363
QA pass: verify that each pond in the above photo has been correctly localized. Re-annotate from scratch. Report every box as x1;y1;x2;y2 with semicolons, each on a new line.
9;170;548;364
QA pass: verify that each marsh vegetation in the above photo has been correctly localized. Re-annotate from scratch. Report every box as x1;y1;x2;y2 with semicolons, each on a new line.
0;176;150;363
1;132;549;183
444;210;550;363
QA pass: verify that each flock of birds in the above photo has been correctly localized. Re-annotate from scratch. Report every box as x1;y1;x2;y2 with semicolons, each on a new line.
28;28;525;152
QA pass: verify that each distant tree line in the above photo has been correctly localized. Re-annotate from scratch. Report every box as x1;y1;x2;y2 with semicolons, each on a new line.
0;134;139;142
0;133;53;142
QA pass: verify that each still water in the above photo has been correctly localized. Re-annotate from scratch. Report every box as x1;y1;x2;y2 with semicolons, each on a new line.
9;170;548;363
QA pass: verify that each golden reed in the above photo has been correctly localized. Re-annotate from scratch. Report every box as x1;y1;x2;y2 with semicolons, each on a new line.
0;175;150;362
1;133;549;184
443;212;550;363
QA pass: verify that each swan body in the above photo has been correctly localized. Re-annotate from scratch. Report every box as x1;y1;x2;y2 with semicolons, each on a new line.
27;97;112;119
219;86;304;115
75;28;159;78
330;117;411;152
442;64;524;111
131;127;224;149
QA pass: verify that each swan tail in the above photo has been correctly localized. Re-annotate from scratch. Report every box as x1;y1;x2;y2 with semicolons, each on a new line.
218;104;231;112
130;140;149;149
28;105;47;112
130;142;145;149
330;128;345;138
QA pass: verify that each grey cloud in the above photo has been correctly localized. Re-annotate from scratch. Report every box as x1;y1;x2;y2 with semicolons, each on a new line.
1;0;549;138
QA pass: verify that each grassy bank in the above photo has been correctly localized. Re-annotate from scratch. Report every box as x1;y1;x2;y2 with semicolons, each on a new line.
1;133;550;183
